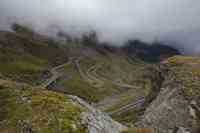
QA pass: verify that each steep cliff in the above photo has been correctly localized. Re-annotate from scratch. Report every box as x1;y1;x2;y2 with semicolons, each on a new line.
137;56;200;133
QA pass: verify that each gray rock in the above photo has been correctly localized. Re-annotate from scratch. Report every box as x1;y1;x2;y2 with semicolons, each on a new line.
136;85;194;133
176;127;190;133
68;95;127;133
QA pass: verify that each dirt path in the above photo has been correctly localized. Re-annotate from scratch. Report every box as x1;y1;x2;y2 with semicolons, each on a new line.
112;82;139;89
108;97;145;115
86;63;105;87
95;90;145;116
74;58;95;84
87;63;139;89
38;56;146;117
48;58;144;115
95;87;144;112
83;62;143;113
75;59;105;87
95;94;126;111
39;59;72;88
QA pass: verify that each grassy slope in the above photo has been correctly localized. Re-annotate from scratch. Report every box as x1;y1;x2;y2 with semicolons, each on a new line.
50;51;155;125
0;26;164;126
165;56;200;100
0;29;68;84
0;79;87;133
60;62;101;102
0;27;151;104
0;47;47;84
54;53;152;103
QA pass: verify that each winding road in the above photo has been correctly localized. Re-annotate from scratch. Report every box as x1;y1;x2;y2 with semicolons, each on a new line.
86;63;139;89
74;60;144;114
108;97;145;115
39;57;146;116
39;58;73;88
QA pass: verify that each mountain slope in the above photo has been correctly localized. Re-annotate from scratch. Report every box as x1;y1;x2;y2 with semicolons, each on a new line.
122;40;180;62
0;25;69;85
0;24;185;132
137;56;200;133
0;79;86;133
0;79;127;133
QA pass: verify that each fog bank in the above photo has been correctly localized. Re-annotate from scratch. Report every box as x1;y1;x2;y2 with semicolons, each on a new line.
0;0;200;54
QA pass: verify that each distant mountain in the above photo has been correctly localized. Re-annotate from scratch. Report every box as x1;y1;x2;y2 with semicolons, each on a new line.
56;29;181;62
1;24;198;133
122;40;181;62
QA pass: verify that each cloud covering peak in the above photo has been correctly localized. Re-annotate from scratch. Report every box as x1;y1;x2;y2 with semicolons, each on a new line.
0;0;200;54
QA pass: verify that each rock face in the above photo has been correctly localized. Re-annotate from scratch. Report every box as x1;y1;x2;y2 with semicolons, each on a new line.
82;111;126;133
137;85;193;133
68;95;127;133
137;56;200;133
176;127;191;133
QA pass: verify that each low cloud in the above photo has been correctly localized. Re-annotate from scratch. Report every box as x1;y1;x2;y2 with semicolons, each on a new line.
0;0;200;54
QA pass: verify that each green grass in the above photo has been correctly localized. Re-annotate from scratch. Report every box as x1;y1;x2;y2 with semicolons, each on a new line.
52;55;155;128
0;61;44;75
0;80;87;133
166;56;200;100
112;110;139;125
57;56;145;103
56;54;153;108
105;89;146;125
59;63;109;102
105;88;145;112
0;30;69;84
62;76;101;102
0;48;48;84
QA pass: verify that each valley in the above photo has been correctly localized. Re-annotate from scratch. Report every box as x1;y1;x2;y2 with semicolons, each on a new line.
0;24;199;133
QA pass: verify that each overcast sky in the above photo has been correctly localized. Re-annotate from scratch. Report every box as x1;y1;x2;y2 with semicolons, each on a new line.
0;0;200;54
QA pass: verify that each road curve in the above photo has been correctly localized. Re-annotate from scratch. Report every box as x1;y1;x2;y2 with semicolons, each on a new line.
109;97;145;115
39;59;72;88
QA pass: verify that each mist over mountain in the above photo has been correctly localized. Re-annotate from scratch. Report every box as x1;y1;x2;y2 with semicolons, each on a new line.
0;0;200;54
0;1;200;132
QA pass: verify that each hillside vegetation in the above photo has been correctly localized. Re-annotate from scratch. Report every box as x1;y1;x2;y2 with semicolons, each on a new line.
165;56;200;100
0;79;87;133
0;25;68;84
0;24;184;132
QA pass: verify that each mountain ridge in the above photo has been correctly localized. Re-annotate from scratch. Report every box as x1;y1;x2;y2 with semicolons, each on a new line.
1;24;199;133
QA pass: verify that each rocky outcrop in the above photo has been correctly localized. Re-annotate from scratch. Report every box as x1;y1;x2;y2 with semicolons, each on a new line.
68;95;127;133
136;84;194;133
136;56;200;133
